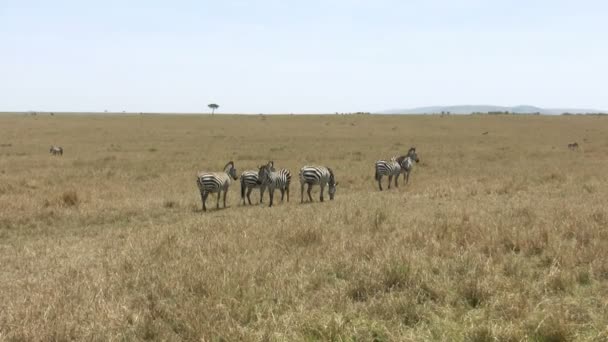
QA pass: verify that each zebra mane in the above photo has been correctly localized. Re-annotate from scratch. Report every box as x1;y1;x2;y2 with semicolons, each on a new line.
327;167;336;184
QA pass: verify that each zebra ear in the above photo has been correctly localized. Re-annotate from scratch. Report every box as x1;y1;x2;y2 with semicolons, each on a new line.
335;182;339;186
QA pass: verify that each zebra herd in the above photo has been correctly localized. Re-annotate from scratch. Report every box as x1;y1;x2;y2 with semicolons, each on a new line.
195;147;419;212
196;161;338;211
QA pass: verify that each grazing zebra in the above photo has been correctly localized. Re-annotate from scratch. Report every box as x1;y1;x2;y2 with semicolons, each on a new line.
196;161;238;211
395;147;420;185
49;146;63;156
299;166;338;203
374;157;401;191
258;162;292;207
240;161;275;205
568;142;579;150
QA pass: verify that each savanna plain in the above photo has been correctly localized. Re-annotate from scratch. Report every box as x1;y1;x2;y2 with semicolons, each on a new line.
0;114;607;341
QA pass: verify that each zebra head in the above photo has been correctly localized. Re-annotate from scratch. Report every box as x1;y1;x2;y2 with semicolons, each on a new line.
224;161;238;180
328;168;338;200
257;163;272;184
267;160;276;172
408;147;420;163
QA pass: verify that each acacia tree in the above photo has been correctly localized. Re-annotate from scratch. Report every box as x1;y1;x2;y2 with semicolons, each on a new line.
208;103;219;115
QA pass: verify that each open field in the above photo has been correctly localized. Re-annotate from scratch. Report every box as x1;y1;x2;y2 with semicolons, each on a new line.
1;114;607;341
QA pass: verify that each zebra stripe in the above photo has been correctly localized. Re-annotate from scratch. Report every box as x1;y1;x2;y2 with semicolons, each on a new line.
258;164;292;207
240;170;266;205
374;157;401;191
299;165;337;203
395;147;420;185
196;161;238;211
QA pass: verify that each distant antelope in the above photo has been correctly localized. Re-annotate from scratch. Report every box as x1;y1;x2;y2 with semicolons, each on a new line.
299;166;338;202
395;147;420;185
49;146;63;156
568;142;579;150
196;161;238;211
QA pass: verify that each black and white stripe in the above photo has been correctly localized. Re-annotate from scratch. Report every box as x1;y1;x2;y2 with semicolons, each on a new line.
299;166;338;203
239;161;275;205
49;146;63;156
395;147;420;185
196;161;238;211
258;162;292;207
240;170;265;205
374;157;401;191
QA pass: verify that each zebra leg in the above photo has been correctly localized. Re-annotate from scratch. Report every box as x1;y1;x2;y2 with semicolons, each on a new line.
246;187;253;205
395;174;399;188
286;185;290;202
406;171;410;185
240;179;245;205
307;183;313;202
269;188;274;207
388;175;393;189
378;176;383;191
280;188;285;202
216;191;221;209
223;189;227;208
202;192;209;211
320;185;324;202
260;185;266;203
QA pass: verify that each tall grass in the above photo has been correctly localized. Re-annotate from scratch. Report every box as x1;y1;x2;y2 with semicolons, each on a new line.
0;114;607;341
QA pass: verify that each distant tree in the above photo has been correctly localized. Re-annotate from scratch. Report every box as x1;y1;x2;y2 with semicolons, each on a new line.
208;103;219;115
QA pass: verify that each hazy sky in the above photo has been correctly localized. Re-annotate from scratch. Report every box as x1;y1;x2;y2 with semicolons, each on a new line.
1;0;607;113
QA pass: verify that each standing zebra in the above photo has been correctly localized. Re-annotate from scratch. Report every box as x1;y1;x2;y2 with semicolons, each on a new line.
196;161;238;211
49;146;63;156
395;147;420;185
374;157;401;191
258;162;292;207
240;160;275;205
299;166;338;203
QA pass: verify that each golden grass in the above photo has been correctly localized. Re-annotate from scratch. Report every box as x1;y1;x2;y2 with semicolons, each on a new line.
0;113;607;341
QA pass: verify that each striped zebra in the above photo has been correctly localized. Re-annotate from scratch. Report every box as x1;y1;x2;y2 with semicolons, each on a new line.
258;162;292;207
395;147;420;185
374;157;401;191
299;166;338;203
240;161;275;205
196;161;238;211
49;146;63;156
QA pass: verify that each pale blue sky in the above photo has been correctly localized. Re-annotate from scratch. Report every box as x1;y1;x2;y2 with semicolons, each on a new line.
1;0;606;113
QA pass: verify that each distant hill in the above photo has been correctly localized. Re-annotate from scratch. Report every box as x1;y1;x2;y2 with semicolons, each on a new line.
378;105;605;115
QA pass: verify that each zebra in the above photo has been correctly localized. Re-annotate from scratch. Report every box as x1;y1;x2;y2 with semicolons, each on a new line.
395;147;420;185
49;146;63;156
299;166;338;203
374;157;401;191
258;162;292;207
196;161;238;211
240;161;275;205
568;142;579;151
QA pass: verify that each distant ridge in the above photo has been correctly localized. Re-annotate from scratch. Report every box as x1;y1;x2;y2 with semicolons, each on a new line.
378;105;605;115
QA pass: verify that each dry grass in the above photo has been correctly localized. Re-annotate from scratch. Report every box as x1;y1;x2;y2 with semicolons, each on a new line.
0;113;607;341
